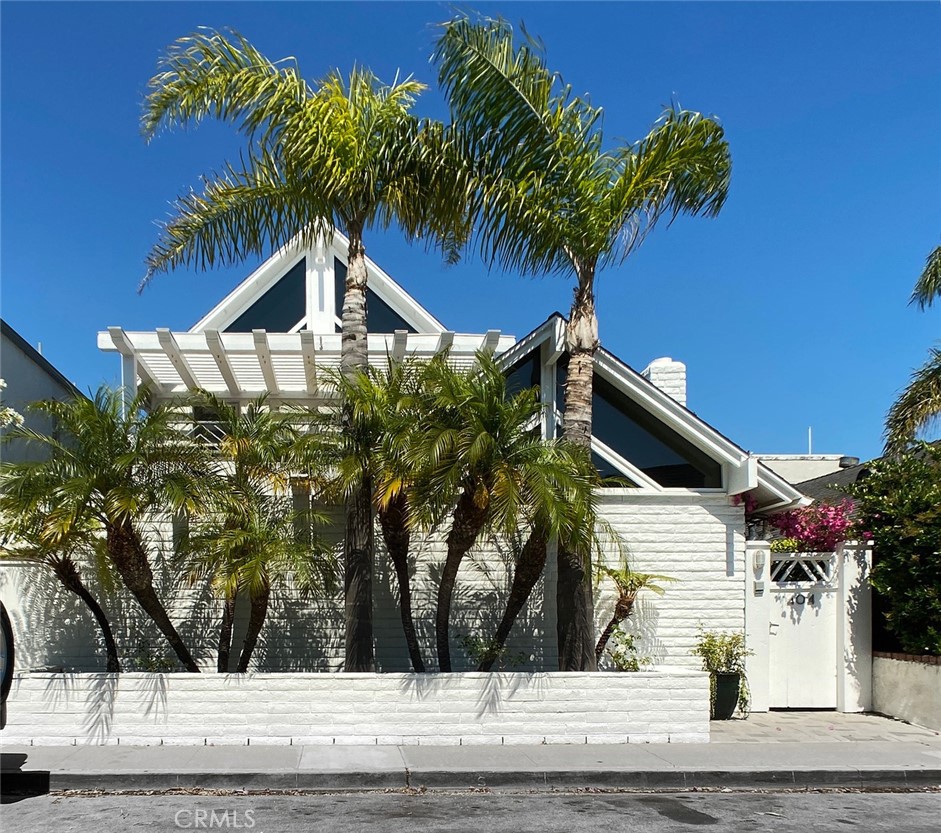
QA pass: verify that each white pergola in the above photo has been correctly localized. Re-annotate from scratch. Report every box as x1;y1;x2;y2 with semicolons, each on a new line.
98;327;516;403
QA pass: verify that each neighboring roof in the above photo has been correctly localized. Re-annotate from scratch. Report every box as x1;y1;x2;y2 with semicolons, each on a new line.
795;463;870;504
1;318;81;396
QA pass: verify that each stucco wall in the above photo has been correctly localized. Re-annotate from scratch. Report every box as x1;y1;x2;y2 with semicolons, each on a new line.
2;669;710;746
873;655;941;730
0;494;745;674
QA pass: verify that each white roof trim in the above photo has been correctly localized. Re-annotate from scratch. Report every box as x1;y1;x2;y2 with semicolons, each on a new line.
189;230;449;336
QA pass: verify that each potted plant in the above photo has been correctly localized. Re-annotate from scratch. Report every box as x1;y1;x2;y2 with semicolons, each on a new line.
691;628;752;720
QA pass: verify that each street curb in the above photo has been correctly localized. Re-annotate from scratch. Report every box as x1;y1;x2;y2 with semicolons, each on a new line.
3;769;940;794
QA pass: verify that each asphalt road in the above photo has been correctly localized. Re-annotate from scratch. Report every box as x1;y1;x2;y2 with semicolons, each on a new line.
3;790;941;832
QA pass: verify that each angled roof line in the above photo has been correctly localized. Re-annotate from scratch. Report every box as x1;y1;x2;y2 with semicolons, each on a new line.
501;313;806;508
1;318;82;397
189;229;445;334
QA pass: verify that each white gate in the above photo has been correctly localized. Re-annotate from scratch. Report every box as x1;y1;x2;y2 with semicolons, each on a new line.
768;552;838;708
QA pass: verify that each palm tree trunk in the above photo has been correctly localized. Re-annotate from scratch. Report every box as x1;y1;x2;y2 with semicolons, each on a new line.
340;222;376;672
50;556;121;673
236;580;270;673
594;616;619;660
478;530;547;672
379;494;425;672
436;489;489;672
594;595;637;659
106;520;200;672
340;224;369;377
345;471;375;671
557;270;599;672
217;590;237;673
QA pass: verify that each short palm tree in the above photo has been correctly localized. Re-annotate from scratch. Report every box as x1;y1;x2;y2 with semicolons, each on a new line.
594;566;674;660
0;388;206;671
181;394;336;672
476;441;601;672
310;361;429;672
417;354;580;672
142;29;464;671
885;244;941;454
0;513;121;672
433;14;731;670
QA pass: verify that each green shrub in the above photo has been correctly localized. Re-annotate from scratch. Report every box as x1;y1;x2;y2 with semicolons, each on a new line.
847;443;941;655
691;628;753;715
770;537;800;553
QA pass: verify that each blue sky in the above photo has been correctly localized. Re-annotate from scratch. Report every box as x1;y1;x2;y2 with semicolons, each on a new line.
1;1;939;461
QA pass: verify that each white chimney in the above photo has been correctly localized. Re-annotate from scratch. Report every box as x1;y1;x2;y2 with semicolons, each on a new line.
641;357;687;406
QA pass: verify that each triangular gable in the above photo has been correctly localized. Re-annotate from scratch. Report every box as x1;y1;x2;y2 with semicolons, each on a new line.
499;314;806;508
190;231;445;335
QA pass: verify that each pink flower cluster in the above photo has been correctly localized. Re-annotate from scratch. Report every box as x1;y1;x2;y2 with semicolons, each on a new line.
769;499;858;552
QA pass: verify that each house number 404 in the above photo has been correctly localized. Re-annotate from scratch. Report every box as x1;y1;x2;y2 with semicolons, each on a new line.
788;593;815;606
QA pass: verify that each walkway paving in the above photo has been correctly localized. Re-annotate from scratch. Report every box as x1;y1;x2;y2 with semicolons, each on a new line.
2;712;940;793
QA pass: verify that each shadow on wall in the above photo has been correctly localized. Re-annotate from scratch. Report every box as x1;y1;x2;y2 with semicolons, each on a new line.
397;668;550;719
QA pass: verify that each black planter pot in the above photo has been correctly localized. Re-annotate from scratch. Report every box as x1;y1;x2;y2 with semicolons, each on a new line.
711;671;740;720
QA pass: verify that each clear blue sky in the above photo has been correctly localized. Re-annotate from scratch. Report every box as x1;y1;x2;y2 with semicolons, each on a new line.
2;2;939;461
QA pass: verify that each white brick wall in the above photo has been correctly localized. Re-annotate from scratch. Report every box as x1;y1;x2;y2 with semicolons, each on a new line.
0;495;745;675
2;670;709;746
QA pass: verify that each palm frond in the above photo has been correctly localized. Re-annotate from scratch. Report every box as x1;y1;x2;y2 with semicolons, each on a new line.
884;347;941;455
911;245;941;310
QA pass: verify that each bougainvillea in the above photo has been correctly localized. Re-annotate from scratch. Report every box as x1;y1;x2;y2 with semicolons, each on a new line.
768;499;858;552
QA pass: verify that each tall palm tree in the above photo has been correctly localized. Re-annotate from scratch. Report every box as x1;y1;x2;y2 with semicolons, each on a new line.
433;14;731;670
180;394;336;672
0;388;207;671
885;244;941;453
141;29;464;671
0;514;121;672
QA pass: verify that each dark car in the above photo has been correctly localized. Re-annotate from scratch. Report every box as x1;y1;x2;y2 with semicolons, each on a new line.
1;602;13;729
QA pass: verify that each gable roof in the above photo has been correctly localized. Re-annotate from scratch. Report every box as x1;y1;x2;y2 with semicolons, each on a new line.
190;231;445;335
499;313;807;510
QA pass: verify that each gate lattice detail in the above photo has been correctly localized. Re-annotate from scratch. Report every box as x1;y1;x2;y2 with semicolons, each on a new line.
770;552;836;584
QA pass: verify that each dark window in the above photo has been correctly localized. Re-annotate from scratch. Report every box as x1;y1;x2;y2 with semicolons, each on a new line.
334;257;416;333
504;351;540;398
225;259;306;333
557;357;722;488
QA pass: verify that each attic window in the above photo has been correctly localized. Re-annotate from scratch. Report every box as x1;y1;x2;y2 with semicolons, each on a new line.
557;357;722;488
334;258;416;333
225;258;306;333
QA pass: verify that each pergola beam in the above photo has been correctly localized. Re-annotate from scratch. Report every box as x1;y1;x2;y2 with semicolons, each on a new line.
481;330;501;355
436;331;455;354
392;330;409;363
299;330;318;393
253;329;280;394
107;327;162;392
204;329;240;397
157;328;200;391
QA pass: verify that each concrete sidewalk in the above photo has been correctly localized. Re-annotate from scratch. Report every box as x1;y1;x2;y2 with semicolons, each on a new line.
3;712;940;792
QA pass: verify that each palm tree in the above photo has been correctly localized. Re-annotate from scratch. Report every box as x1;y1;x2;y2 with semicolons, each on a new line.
180;394;336;672
310;361;430;672
885;244;941;453
0;388;206;671
476;442;600;672
142;29;464;671
415;354;580;672
594;566;674;660
0;514;121;672
433;14;731;670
